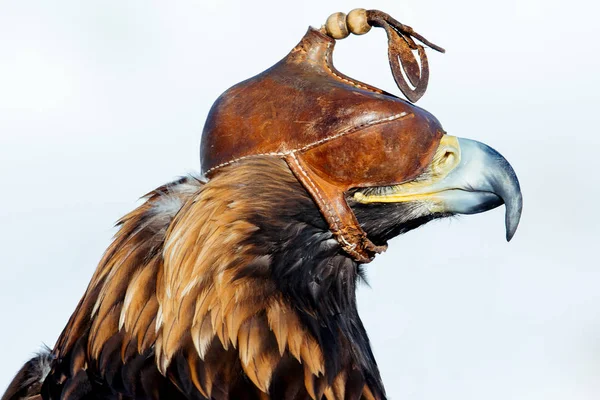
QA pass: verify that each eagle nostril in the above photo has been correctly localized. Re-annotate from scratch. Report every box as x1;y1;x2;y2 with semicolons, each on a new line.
434;146;460;175
443;150;455;164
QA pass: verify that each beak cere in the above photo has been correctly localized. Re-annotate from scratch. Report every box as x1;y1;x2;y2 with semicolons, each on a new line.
354;135;523;241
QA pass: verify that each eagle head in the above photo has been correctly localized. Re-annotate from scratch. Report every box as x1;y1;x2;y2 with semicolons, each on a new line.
201;27;522;262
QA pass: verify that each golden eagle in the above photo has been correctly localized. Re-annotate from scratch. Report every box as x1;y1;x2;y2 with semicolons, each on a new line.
2;9;522;400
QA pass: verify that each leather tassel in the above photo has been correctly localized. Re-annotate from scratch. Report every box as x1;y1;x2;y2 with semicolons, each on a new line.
366;10;445;103
324;9;445;103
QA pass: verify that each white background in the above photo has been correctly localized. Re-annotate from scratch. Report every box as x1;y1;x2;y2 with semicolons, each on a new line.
1;0;599;399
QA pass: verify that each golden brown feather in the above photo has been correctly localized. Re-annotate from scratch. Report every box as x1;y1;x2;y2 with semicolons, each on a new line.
11;159;383;399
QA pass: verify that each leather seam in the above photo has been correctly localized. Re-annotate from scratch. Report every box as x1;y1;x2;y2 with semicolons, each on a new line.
204;112;409;176
323;41;383;94
297;111;408;153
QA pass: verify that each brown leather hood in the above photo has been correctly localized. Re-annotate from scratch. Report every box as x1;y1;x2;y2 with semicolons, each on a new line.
201;17;444;262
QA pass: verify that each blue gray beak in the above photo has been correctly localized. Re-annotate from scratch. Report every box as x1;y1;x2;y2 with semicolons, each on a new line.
354;135;523;241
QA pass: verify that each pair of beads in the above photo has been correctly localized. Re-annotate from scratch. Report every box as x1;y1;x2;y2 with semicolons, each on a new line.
325;8;371;39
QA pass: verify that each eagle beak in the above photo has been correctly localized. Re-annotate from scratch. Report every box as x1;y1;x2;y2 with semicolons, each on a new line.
354;135;523;241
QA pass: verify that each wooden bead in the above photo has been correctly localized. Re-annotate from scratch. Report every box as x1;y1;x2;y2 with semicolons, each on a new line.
325;12;349;39
347;8;371;35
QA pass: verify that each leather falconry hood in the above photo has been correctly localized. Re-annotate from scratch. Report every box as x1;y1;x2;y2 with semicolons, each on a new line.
201;9;446;262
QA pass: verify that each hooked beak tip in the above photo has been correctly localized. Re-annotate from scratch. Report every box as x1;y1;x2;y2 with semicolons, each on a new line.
506;225;516;242
455;137;523;242
505;194;523;242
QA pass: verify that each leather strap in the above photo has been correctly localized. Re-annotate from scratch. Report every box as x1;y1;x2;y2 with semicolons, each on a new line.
285;152;387;263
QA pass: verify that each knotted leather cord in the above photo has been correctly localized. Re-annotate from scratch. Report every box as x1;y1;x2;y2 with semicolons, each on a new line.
366;10;445;103
325;9;445;103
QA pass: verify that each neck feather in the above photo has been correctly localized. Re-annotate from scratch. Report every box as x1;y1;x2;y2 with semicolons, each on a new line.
158;157;385;399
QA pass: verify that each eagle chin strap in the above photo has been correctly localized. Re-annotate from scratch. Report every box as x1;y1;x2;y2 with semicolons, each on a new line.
324;9;445;103
285;153;387;263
